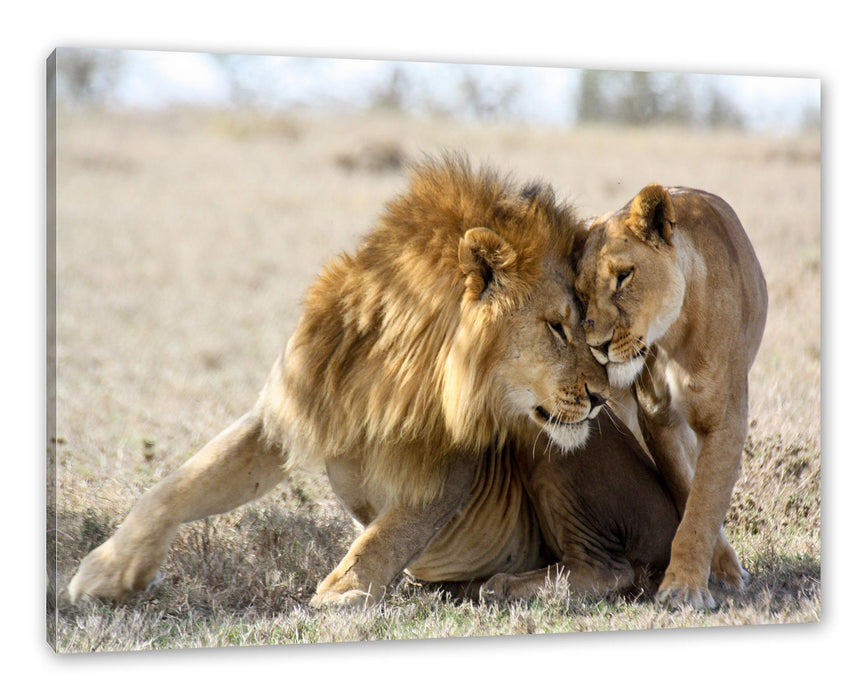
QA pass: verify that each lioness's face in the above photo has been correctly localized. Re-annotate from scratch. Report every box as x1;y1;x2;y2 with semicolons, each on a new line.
494;257;610;452
575;208;685;389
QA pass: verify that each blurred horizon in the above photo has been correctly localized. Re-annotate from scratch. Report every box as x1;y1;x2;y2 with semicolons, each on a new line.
50;48;820;134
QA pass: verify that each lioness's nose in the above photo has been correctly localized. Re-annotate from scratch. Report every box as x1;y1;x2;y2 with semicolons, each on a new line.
586;386;607;410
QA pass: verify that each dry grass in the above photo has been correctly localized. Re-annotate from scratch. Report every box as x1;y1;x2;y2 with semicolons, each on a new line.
49;107;820;652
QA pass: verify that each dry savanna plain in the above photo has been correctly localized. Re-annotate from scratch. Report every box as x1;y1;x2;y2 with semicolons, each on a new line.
49;107;821;652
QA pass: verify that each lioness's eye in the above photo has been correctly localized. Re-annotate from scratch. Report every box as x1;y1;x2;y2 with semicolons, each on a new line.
615;269;633;290
547;321;567;343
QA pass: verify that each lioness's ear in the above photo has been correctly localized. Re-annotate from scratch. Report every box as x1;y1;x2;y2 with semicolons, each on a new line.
627;184;676;247
458;227;518;300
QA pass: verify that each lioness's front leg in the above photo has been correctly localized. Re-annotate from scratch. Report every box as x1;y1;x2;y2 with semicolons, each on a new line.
67;411;287;603
310;456;474;608
638;408;747;603
655;402;748;609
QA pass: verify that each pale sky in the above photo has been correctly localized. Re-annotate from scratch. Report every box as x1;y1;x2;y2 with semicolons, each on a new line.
69;49;820;132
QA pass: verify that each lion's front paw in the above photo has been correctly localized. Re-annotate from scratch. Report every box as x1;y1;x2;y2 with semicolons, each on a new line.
67;538;161;604
311;567;383;609
711;538;750;591
656;569;717;610
309;589;375;609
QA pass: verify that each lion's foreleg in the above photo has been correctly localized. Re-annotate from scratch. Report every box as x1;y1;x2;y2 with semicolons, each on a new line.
310;504;463;608
310;459;474;608
67;411;287;603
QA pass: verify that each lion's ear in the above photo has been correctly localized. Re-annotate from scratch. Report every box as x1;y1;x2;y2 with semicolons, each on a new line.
627;184;676;248
458;227;518;300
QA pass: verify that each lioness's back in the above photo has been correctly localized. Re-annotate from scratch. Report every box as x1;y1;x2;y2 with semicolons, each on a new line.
669;187;768;361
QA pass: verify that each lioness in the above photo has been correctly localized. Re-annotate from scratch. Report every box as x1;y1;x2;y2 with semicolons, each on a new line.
575;184;768;609
68;157;679;608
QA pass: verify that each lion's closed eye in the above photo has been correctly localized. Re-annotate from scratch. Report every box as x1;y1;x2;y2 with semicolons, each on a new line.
615;269;633;291
547;320;567;343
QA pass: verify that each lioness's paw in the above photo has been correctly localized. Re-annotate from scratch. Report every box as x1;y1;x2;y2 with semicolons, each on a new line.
309;589;374;609
656;572;717;610
711;539;750;591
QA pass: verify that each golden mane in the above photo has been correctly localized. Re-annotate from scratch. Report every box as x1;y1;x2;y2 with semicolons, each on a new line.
258;154;579;504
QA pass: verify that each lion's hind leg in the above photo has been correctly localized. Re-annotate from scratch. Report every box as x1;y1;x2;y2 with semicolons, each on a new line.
67;411;287;603
479;557;636;604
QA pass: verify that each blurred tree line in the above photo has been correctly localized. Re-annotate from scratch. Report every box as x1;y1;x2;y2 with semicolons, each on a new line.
52;49;819;132
575;70;745;129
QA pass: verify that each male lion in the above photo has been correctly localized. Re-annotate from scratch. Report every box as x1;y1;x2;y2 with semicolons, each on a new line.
575;184;768;609
68;157;679;608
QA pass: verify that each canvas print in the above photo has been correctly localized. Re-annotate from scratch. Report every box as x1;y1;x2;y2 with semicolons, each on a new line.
47;48;821;652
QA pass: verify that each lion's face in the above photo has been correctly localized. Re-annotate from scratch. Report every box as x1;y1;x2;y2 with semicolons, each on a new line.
497;262;609;450
449;226;609;453
575;186;685;389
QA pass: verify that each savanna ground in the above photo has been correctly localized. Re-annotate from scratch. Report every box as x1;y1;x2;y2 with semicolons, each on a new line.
48;107;820;652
